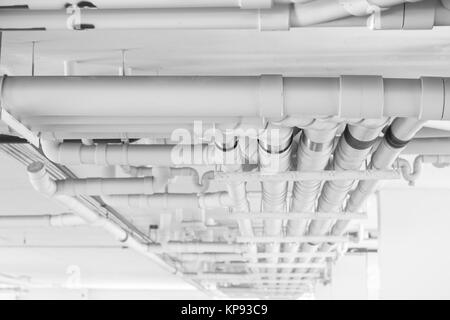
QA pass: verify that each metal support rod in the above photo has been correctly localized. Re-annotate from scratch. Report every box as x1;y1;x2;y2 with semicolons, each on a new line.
214;169;400;183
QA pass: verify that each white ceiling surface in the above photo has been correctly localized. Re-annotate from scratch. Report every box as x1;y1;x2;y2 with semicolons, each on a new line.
1;27;450;77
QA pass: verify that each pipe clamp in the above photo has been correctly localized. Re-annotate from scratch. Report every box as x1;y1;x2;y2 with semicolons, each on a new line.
259;75;284;120
259;4;290;31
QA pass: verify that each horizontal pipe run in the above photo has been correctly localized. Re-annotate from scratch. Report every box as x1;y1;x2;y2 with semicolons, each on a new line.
163;242;245;254
215;169;400;182
2;76;450;123
55;177;156;196
0;214;86;228
178;252;336;262
402;138;450;155
236;236;349;243
103;192;233;210
220;289;308;295
208;212;367;221
232;262;327;269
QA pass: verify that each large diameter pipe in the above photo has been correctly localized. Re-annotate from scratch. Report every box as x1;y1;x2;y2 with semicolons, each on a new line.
345;118;426;215
40;140;245;166
2;76;449;121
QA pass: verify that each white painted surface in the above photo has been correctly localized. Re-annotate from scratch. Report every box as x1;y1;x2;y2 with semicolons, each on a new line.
378;188;450;300
315;254;369;300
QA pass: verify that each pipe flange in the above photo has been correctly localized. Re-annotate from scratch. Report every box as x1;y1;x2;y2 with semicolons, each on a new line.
0;75;5;111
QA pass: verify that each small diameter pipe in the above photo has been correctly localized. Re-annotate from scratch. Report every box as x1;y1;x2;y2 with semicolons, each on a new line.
397;155;450;186
0;214;86;228
217;135;258;267
27;161;177;274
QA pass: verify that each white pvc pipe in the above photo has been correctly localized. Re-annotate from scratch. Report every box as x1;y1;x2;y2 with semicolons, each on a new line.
1;1;447;31
40;140;245;166
258;125;293;266
345;118;426;215
0;0;311;10
103;192;233;210
0;214;86;228
403;138;450;155
0;7;291;31
2;76;449;121
283;120;339;273
310;119;387;236
291;0;424;27
55;177;156;196
218;136;258;267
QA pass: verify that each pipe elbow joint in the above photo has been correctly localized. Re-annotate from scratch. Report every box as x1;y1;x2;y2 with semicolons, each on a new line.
27;162;57;197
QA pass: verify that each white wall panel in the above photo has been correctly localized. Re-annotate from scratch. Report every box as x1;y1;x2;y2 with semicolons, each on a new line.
379;189;450;300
